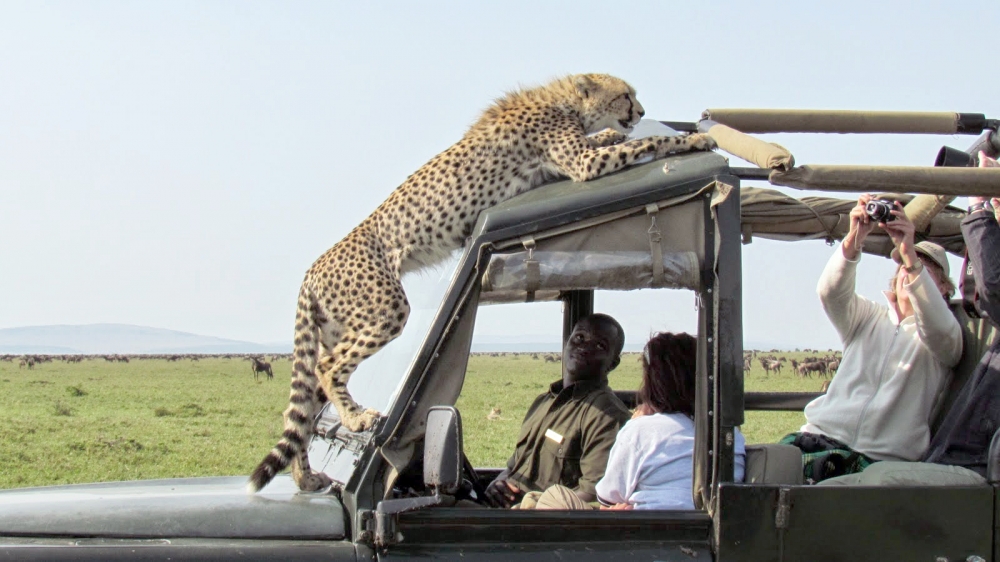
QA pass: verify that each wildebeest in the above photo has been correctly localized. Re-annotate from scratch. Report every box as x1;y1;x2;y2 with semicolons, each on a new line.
792;359;827;378
759;357;783;375
250;357;274;381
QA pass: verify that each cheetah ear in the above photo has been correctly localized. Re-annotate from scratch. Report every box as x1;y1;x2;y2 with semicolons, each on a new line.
574;74;597;99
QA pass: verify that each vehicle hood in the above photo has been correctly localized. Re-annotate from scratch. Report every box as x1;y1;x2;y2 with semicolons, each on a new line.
0;475;346;540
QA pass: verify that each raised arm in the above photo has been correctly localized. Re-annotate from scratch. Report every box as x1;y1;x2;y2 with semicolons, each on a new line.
883;206;962;366
965;153;1000;320
963;204;1000;322
905;267;964;366
818;196;882;342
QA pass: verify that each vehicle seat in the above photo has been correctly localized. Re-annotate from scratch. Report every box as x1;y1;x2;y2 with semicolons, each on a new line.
744;444;803;485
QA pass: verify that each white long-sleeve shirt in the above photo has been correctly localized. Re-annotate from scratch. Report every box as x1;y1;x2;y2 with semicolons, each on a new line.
800;243;962;461
595;413;745;510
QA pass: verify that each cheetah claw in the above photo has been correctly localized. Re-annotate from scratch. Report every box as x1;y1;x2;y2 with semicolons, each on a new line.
689;133;717;151
297;471;333;492
342;408;382;433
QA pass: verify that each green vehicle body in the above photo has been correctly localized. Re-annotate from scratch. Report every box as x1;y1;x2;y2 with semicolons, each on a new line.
1;140;997;561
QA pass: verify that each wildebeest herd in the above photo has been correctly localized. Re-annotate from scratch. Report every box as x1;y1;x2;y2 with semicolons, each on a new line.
0;353;294;382
3;350;839;390
743;349;842;391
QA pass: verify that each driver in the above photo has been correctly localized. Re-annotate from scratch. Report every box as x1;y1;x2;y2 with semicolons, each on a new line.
484;313;631;507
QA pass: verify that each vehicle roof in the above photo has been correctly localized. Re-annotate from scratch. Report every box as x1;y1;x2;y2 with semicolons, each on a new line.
472;151;731;241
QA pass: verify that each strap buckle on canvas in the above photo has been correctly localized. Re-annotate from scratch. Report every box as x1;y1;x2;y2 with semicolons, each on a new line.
521;236;539;303
647;204;664;285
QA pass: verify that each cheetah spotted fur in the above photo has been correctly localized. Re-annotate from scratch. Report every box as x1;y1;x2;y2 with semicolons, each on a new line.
248;73;715;492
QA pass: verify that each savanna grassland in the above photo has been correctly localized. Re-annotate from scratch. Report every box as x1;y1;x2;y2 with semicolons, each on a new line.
0;351;831;489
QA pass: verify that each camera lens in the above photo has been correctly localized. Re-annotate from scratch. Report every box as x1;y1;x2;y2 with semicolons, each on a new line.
865;200;895;223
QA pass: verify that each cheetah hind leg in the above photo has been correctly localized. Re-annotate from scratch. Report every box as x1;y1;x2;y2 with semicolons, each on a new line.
292;448;333;491
286;364;332;491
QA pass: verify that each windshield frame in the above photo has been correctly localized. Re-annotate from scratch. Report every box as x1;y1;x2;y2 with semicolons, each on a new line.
339;157;742;524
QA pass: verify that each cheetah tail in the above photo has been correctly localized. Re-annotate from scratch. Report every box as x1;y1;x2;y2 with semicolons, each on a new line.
246;369;314;493
247;443;293;493
247;286;322;494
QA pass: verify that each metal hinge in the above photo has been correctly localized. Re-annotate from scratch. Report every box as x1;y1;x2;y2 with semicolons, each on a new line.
357;509;376;546
365;494;450;550
775;487;792;530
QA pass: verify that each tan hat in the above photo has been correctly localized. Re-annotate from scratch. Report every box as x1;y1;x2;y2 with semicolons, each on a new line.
890;241;950;278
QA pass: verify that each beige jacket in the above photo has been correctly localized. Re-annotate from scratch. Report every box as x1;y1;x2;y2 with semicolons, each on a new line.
800;243;962;461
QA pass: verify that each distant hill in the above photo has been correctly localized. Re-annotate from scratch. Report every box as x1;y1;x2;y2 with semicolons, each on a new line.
0;324;289;355
0;324;793;356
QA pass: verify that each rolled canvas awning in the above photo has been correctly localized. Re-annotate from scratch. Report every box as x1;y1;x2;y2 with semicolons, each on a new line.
695;109;1000;198
739;187;967;257
699;120;794;171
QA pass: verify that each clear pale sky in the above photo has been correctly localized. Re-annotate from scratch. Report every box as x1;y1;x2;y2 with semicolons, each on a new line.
2;1;997;350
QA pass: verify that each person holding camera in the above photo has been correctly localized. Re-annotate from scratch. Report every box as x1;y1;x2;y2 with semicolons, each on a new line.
782;195;962;482
915;156;1000;480
820;153;1000;487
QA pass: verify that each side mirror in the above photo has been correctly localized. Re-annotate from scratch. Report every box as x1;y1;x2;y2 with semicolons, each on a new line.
424;406;463;494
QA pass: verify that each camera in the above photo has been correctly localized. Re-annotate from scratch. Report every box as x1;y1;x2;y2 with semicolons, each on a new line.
865;199;897;223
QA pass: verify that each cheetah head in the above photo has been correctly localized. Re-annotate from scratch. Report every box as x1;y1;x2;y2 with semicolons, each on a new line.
573;74;645;135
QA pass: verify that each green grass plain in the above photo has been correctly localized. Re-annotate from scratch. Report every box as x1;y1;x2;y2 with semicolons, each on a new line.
0;352;829;489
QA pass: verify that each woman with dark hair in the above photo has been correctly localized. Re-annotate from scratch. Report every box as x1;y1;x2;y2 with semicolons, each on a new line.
594;332;746;510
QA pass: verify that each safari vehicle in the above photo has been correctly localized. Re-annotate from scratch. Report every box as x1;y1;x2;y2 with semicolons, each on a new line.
2;110;999;561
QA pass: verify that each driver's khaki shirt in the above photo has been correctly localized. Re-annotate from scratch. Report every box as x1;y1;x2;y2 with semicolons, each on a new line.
506;379;630;497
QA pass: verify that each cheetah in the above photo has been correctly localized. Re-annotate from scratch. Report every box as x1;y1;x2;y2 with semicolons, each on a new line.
248;73;715;493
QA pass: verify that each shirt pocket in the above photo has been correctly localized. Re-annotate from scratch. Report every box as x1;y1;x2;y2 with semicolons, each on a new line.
540;433;582;489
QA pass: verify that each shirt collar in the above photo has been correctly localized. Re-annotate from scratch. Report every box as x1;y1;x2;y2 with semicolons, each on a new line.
548;378;606;398
882;290;902;325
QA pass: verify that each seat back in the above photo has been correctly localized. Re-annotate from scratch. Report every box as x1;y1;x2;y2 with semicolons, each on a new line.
744;444;803;485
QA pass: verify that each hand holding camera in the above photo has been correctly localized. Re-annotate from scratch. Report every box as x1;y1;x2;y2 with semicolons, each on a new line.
845;196;915;261
865;199;897;223
876;201;919;268
843;194;880;259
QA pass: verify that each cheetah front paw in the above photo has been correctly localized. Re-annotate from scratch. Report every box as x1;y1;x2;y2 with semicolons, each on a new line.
589;129;629;148
342;408;382;432
686;133;717;151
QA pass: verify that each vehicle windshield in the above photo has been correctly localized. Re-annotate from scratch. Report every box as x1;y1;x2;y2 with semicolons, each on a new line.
348;251;464;414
